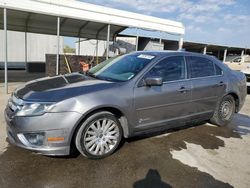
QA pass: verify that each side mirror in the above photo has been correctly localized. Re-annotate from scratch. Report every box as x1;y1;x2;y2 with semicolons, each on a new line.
144;77;163;86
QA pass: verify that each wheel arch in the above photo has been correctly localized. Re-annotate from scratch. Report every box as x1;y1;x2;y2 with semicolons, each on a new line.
69;106;130;154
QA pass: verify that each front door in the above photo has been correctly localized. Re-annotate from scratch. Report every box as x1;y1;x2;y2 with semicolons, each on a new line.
134;55;192;130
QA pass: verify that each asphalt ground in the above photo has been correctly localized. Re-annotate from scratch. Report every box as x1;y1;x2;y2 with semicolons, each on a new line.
0;80;249;188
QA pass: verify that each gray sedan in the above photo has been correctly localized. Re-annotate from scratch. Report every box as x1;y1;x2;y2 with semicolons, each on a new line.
5;51;247;159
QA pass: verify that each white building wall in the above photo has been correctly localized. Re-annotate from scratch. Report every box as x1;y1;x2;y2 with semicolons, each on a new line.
0;30;25;62
116;37;136;53
76;39;106;56
116;37;136;46
76;37;137;56
0;30;64;62
27;33;64;62
144;40;164;51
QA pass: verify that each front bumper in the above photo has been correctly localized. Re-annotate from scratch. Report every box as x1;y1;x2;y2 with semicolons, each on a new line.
5;108;82;156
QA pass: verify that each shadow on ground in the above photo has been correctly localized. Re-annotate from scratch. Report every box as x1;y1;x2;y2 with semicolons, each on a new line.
133;169;172;188
0;113;249;188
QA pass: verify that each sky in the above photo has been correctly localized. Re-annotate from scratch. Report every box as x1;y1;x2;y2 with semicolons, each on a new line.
65;0;250;48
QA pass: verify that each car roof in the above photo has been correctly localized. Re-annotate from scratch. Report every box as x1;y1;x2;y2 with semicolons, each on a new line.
131;50;212;59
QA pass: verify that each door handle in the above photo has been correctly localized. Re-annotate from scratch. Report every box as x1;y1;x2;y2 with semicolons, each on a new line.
216;81;224;87
212;81;224;88
177;86;190;93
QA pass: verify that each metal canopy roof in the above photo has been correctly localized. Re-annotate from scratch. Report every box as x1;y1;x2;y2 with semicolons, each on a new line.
0;0;185;94
0;0;185;40
0;8;125;40
183;41;247;52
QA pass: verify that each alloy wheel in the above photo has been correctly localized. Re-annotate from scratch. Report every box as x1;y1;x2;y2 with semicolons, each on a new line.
83;118;120;156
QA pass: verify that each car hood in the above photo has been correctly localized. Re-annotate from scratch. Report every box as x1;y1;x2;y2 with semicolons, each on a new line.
14;73;120;102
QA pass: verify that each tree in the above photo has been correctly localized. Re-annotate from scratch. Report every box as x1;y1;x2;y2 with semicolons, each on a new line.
63;45;76;54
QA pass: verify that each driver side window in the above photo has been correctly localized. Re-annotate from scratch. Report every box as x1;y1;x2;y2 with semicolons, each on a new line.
145;56;186;82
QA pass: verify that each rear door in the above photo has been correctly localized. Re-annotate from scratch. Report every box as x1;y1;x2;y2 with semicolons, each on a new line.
186;56;226;115
134;55;192;130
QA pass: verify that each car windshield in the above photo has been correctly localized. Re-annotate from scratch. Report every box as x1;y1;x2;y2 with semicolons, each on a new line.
87;54;156;82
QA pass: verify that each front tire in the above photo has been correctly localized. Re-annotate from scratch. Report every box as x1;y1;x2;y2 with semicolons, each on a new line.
75;111;122;159
210;95;235;126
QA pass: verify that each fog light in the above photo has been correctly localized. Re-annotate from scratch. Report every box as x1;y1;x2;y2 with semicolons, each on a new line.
23;133;45;146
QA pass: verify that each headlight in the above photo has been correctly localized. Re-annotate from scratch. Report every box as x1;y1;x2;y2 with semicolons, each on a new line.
16;103;54;116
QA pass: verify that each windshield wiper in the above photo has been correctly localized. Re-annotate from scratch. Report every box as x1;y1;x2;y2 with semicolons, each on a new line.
97;76;122;82
85;71;98;79
85;71;120;82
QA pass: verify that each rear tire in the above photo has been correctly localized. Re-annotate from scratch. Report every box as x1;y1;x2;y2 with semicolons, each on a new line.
75;111;122;159
210;95;235;126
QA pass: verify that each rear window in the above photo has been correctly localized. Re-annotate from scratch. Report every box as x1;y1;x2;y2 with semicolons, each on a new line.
186;56;215;78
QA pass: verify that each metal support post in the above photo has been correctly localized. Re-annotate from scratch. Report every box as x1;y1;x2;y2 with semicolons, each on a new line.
136;28;139;51
203;46;207;54
25;32;28;71
78;37;81;55
106;24;110;60
241;50;244;57
56;17;60;75
223;49;227;63
159;32;162;44
178;36;183;50
4;8;8;94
